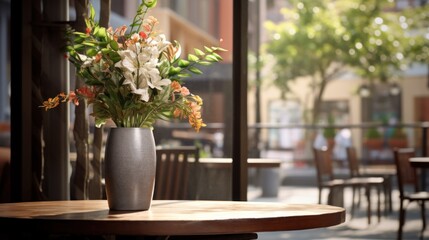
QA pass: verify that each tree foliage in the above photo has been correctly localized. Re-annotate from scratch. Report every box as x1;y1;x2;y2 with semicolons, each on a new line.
264;0;427;124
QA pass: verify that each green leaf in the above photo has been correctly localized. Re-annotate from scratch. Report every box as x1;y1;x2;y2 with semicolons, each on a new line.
89;4;96;20
73;32;88;37
168;66;182;75
93;26;99;36
158;60;170;77
86;48;97;57
178;73;191;78
129;23;141;28
96;27;107;38
73;37;84;44
98;42;108;48
101;48;110;54
187;54;199;62
198;61;212;66
212;52;223;60
84;18;91;28
72;44;85;50
188;66;203;75
205;55;219;62
82;42;96;47
109;51;121;63
213;47;228;52
194;48;205;56
94;118;107;128
110;40;119;51
204;46;213;53
178;59;190;67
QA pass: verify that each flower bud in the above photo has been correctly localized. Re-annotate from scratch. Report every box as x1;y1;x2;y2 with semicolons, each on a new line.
144;0;157;8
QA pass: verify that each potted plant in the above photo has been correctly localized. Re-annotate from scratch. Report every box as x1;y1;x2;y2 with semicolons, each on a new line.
40;0;225;211
388;127;408;148
363;126;384;150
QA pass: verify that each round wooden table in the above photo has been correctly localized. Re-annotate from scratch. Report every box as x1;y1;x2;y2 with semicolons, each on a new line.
0;200;345;238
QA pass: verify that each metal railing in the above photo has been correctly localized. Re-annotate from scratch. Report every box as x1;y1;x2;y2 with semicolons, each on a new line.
154;121;429;167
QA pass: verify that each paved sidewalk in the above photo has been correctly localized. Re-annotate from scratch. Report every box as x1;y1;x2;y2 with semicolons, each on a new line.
248;185;428;240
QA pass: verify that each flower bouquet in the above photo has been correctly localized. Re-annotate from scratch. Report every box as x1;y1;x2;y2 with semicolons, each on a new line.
40;0;225;211
41;0;225;132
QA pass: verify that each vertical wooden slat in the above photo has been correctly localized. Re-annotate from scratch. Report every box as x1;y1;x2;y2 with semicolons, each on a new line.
155;154;165;199
154;148;199;200
31;0;45;200
41;0;70;201
11;0;33;202
181;157;190;199
71;0;90;200
232;0;248;201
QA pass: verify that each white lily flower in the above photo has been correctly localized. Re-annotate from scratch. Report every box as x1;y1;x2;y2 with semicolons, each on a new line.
132;86;150;102
116;40;172;101
78;53;94;68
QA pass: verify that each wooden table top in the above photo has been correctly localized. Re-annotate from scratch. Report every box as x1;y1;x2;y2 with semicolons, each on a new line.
409;157;429;168
0;200;345;236
199;158;282;168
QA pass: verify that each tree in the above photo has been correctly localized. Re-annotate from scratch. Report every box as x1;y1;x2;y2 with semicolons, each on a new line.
264;0;424;125
339;0;411;82
265;0;346;125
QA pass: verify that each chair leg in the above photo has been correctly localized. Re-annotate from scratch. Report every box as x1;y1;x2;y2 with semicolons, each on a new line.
377;185;381;222
387;177;393;213
365;186;371;225
398;200;406;240
318;188;322;204
421;201;426;232
357;187;362;208
327;188;333;205
383;180;389;215
350;187;356;218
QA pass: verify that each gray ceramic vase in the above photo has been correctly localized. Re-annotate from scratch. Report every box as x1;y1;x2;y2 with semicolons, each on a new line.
104;127;156;211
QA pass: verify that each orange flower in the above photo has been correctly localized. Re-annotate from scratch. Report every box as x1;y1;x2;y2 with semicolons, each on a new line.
41;96;60;111
181;87;190;96
95;53;102;63
59;92;67;101
194;95;203;106
171;81;181;92
77;86;96;99
188;113;206;132
147;16;159;26
173;108;182;118
68;91;79;106
115;25;127;36
139;31;147;39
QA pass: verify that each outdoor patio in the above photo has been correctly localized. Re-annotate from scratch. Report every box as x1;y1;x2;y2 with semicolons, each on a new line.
249;169;428;240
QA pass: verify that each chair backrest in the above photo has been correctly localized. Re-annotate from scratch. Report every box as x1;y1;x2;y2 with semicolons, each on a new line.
154;146;200;200
393;148;418;195
313;147;334;186
346;147;360;178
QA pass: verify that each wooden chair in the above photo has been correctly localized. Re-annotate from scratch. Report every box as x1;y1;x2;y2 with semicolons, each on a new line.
313;147;383;224
346;146;393;214
393;148;429;240
154;146;200;200
154;146;257;240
